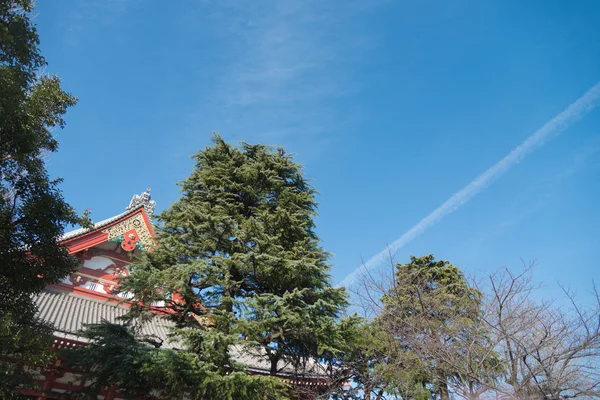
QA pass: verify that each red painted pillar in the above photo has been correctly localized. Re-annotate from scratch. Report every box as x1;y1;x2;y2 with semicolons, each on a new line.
37;373;55;400
106;384;117;400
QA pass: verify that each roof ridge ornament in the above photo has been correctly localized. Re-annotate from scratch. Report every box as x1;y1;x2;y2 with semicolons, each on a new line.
126;188;156;216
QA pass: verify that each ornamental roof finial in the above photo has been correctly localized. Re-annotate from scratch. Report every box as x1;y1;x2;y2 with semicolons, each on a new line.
126;188;156;215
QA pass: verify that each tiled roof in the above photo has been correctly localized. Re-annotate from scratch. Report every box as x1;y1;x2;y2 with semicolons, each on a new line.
231;345;330;378
60;189;156;242
34;289;177;348
59;206;143;242
34;290;331;378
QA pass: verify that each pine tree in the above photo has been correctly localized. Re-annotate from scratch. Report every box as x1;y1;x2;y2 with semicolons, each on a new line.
375;255;485;400
74;135;351;399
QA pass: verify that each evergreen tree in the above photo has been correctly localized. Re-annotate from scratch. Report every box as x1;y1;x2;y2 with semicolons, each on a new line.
63;323;287;400
374;255;484;400
0;1;84;397
71;135;351;399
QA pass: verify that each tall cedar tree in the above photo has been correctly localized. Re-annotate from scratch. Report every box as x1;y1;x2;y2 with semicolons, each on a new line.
0;0;83;397
99;135;350;398
375;255;484;400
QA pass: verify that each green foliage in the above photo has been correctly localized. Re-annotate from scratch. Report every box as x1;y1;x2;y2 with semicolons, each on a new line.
62;324;156;399
71;136;352;398
0;310;54;399
327;320;431;400
366;255;487;399
0;0;83;396
63;323;288;400
238;286;350;372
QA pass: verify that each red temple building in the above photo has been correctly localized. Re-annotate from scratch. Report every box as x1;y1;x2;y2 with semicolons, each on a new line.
25;190;335;400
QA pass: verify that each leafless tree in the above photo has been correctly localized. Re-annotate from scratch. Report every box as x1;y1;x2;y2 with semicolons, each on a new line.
347;256;600;400
477;264;600;400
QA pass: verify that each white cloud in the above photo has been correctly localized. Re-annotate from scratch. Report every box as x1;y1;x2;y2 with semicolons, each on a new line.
64;0;133;45
202;0;376;143
338;81;600;288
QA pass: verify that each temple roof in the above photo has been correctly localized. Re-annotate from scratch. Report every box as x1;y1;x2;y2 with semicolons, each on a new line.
34;289;176;348
126;187;156;216
45;189;332;382
59;206;141;242
35;289;331;379
60;189;156;243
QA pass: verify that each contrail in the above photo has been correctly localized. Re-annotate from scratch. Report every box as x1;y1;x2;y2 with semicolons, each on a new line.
338;81;600;288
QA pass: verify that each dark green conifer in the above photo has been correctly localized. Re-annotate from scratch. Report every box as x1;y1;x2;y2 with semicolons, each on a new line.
71;135;352;399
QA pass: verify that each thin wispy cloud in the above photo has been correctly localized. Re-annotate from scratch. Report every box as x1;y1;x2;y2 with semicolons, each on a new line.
64;0;132;45
195;0;376;145
338;81;600;288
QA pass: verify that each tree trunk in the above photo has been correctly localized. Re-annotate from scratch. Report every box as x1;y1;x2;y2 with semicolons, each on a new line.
270;355;279;375
439;382;451;400
363;384;371;400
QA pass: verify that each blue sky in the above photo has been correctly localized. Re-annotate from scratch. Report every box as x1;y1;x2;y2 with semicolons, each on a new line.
35;0;599;297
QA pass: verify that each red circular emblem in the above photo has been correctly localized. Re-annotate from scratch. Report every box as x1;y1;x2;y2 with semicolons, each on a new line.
121;229;140;252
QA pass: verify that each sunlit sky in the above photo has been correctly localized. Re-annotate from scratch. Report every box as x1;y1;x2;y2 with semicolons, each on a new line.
36;0;599;298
